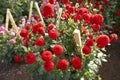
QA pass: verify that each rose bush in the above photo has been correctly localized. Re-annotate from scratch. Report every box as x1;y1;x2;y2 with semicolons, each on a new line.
0;0;119;80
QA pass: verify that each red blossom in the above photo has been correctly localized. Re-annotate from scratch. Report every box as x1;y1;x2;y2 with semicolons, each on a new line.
44;61;55;72
97;35;110;48
20;29;29;38
53;45;64;56
82;46;91;55
92;24;101;32
109;33;118;42
72;57;82;70
15;55;22;63
62;0;69;4
85;39;94;46
42;3;54;18
26;53;36;64
41;50;53;62
57;59;69;70
35;37;45;46
48;29;59;39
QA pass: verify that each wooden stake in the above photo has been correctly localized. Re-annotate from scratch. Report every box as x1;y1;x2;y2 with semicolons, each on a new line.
34;2;44;24
8;9;18;33
56;8;63;28
73;29;82;53
29;1;33;21
5;9;9;30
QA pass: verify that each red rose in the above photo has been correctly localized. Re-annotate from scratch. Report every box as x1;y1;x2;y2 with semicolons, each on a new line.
20;29;29;38
41;50;53;61
23;39;29;46
82;46;91;54
77;8;89;15
62;0;69;4
32;23;38;34
48;29;59;39
72;57;82;70
49;0;55;4
97;35;110;48
73;14;81;23
35;37;45;46
85;39;94;46
48;23;54;30
100;7;105;12
109;33;118;42
92;24;100;32
104;25;109;30
57;59;69;70
42;3;54;18
88;34;93;39
37;22;44;27
38;27;45;35
25;24;30;30
53;45;63;56
44;61;55;72
26;53;36;64
93;14;104;25
34;15;39;20
15;55;22;63
82;13;90;23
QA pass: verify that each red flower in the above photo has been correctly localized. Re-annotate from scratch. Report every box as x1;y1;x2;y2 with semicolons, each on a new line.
25;24;30;30
85;39;94;46
42;3;54;18
82;13;90;23
15;55;22;63
100;7;105;12
49;0;55;4
93;14;104;25
35;37;45;46
77;8;89;15
53;45;63;56
48;23;54;30
109;33;118;42
57;59;69;70
41;50;53;61
32;23;39;34
88;34;93;39
23;39;29;46
37;22;44;27
62;0;69;4
73;14;82;23
44;61;55;72
38;27;45;35
72;57;82;70
34;15;39;20
26;53;36;64
92;24;100;32
82;46;91;54
20;29;29;38
97;35;110;48
48;29;59;39
104;25;109;30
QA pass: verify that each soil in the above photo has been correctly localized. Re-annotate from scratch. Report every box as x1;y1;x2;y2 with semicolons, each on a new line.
99;38;120;80
0;63;31;80
0;38;120;80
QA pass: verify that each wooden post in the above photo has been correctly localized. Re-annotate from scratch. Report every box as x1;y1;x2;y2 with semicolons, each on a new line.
56;8;63;28
28;1;33;21
73;29;82;53
5;9;9;30
34;2;44;24
8;9;18;33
